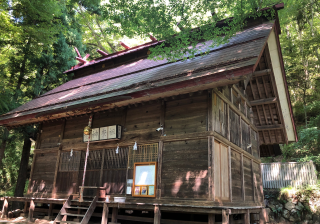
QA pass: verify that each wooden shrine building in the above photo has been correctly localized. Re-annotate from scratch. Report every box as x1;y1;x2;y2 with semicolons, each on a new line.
0;4;297;224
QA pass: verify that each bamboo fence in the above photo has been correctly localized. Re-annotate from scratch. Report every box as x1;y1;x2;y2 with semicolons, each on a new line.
261;161;317;189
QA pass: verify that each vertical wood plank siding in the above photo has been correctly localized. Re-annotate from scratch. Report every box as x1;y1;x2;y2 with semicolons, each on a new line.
261;161;317;189
162;139;208;198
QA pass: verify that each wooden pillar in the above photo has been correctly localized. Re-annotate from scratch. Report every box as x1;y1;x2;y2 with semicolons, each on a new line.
23;202;28;214
28;200;35;222
156;141;163;199
208;90;213;132
228;146;232;202
241;154;245;201
52;150;61;198
259;208;269;224
154;205;161;224
208;136;214;200
251;159;256;202
48;203;53;218
99;149;106;186
1;197;8;218
111;207;118;223
27;153;37;194
244;210;250;224
101;203;109;224
208;214;215;224
222;209;229;224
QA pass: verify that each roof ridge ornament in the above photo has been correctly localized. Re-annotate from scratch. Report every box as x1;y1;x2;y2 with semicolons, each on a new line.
120;41;130;50
149;34;157;42
97;49;109;56
74;47;90;64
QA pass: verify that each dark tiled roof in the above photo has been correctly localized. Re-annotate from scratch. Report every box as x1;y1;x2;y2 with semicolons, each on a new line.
0;21;274;122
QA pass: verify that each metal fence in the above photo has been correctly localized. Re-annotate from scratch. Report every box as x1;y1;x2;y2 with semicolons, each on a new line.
261;161;317;189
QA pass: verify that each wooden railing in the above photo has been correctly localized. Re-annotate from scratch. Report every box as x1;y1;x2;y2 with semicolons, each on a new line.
261;161;317;189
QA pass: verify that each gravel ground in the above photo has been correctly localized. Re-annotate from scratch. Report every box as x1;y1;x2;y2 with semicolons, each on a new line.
0;217;53;224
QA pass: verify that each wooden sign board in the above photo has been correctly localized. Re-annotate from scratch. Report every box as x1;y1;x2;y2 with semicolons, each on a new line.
132;162;157;198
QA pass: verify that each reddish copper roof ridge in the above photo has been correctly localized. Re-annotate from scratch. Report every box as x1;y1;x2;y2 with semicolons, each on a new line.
36;36;266;100
65;3;284;74
64;41;163;73
0;56;257;118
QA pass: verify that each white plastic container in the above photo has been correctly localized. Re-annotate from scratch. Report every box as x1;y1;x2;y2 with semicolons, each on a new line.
113;197;126;203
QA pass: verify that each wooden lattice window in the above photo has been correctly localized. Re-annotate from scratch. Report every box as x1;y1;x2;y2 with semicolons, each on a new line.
79;150;103;171
59;151;81;172
104;147;128;169
128;143;158;169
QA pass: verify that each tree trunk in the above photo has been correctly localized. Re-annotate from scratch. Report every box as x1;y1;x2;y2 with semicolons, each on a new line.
13;137;32;209
0;128;9;167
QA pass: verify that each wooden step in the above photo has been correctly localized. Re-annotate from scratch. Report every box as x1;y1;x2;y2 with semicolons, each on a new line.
59;221;80;224
66;206;88;209
61;213;85;217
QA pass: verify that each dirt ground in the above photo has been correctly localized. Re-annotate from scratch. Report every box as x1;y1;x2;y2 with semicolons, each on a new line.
0;217;53;224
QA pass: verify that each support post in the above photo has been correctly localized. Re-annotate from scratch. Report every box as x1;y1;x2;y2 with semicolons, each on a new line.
208;214;215;224
1;197;8;218
222;209;229;224
111;207;118;223
28;200;35;222
244;210;250;224
154;205;161;224
101;203;109;224
48;203;53;218
156;141;163;199
259;208;269;224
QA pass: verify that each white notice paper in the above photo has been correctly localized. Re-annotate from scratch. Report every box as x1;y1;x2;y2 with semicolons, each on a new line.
135;165;156;185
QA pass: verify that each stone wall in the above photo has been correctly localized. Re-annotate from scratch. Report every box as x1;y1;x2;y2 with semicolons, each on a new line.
265;189;320;223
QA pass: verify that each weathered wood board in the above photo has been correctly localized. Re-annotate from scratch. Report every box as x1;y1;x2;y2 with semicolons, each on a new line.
161;139;208;199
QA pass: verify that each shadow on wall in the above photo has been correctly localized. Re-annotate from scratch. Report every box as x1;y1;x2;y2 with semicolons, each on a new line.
171;170;208;198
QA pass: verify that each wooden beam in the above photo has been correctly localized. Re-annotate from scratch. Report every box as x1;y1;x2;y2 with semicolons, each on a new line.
232;85;251;108
101;203;109;224
28;199;35;222
213;88;258;133
252;69;271;78
208;214;215;224
1;198;8;218
249;80;257;100
261;76;269;98
256;124;284;131
261;105;268;125
157;141;163;199
255;78;262;99
250;97;277;106
255;106;263;126
154;205;161;224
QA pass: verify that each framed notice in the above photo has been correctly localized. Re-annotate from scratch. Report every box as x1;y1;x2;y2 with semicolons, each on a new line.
132;162;157;198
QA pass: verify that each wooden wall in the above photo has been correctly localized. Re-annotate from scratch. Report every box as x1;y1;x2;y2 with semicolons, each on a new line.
29;152;57;197
161;139;208;199
29;88;264;205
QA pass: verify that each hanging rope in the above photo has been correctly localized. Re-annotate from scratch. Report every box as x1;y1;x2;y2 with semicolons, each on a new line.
82;115;92;188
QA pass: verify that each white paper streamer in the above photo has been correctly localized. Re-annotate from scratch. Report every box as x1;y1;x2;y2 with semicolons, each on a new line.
133;142;137;150
116;144;119;154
